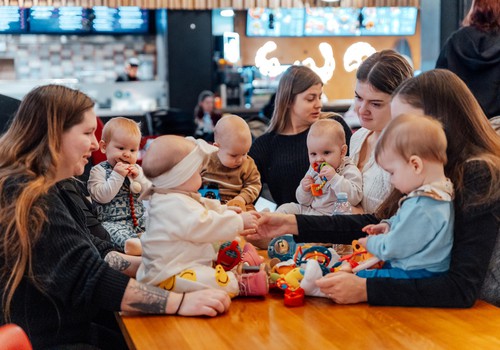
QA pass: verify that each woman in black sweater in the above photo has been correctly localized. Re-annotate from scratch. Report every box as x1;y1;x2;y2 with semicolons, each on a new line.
245;69;500;308
249;65;351;207
0;85;230;349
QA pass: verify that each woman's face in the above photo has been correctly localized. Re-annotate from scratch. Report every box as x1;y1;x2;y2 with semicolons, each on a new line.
58;110;98;181
354;81;392;132
391;95;424;119
200;96;214;113
289;83;323;128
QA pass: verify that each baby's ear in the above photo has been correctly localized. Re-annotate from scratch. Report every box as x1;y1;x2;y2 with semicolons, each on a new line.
341;144;348;158
409;155;423;174
99;140;107;154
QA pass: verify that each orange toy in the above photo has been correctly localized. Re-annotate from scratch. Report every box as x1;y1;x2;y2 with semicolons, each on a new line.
335;240;384;273
310;162;329;196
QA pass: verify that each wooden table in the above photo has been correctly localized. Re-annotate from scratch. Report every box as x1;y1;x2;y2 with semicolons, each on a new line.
118;294;500;349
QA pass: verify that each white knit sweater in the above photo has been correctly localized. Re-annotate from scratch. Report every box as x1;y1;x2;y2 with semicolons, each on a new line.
349;128;392;213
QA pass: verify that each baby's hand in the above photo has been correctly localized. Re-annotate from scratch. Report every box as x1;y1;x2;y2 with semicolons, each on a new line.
128;165;139;179
114;162;130;177
357;236;368;248
362;223;390;235
301;175;314;191
241;211;260;230
227;196;246;211
319;165;336;181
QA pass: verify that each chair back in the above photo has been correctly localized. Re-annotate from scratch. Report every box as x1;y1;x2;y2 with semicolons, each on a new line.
0;324;32;350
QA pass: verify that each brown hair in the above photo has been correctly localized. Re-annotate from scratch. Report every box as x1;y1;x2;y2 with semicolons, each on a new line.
356;49;414;95
463;0;500;33
376;69;500;219
0;85;94;321
101;116;141;144
375;114;447;165
268;65;323;133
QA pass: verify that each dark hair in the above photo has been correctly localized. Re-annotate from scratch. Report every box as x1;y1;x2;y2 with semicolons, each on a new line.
197;90;214;104
463;0;500;33
268;66;323;133
356;50;414;95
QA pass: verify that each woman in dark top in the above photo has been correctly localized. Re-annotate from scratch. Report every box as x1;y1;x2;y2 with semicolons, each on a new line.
245;69;500;308
0;85;230;349
436;0;500;119
249;65;351;207
194;90;222;142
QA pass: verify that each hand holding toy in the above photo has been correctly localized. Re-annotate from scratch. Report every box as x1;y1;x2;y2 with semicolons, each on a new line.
310;162;329;196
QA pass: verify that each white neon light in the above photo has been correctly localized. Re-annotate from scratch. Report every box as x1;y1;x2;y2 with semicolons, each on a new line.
343;42;376;72
254;41;288;78
295;42;335;84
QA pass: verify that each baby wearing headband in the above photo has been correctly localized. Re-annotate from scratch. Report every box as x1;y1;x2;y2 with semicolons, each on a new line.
136;136;268;297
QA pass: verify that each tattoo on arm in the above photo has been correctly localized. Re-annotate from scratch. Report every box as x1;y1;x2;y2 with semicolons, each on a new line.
126;280;169;314
104;251;131;272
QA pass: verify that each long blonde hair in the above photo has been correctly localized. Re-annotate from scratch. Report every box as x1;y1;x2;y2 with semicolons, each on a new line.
0;85;94;321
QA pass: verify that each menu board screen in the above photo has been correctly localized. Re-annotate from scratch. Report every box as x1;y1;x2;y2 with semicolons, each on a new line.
29;6;91;34
0;6;28;33
246;8;304;37
92;6;149;34
304;7;361;36
360;7;418;36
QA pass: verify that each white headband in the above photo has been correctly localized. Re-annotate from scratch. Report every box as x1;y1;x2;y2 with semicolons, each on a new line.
150;137;217;190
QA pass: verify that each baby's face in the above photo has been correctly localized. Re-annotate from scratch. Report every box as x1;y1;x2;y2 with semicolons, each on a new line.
307;134;345;170
217;137;251;169
378;149;422;195
177;169;203;193
101;128;141;167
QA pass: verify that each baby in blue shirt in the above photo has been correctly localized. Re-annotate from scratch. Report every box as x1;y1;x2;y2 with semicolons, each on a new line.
355;113;454;279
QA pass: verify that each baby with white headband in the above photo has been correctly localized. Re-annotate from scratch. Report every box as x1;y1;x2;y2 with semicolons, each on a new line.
136;135;268;297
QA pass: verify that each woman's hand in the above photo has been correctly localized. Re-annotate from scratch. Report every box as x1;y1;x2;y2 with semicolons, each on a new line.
121;280;230;316
241;212;298;241
315;272;368;304
176;289;231;317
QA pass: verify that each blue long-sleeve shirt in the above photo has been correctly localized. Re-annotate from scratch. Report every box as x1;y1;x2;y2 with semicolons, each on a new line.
367;195;454;273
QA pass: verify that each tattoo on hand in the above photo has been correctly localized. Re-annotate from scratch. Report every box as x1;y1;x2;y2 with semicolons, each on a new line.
128;281;168;314
105;252;131;272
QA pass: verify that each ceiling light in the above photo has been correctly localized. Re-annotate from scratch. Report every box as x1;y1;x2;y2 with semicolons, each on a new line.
220;9;234;17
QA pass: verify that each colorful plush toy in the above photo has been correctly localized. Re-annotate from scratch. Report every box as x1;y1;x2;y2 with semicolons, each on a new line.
216;240;242;271
268;235;298;261
334;240;383;273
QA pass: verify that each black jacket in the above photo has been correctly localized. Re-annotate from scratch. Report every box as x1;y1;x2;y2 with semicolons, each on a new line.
436;26;500;119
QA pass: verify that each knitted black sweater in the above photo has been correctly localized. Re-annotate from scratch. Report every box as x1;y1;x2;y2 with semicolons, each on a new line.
296;160;499;307
249;115;351;206
1;181;130;348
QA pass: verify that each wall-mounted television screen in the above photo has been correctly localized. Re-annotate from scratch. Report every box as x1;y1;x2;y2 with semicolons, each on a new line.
360;7;418;36
29;6;92;34
92;6;150;34
246;8;304;37
0;6;28;34
304;7;361;36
